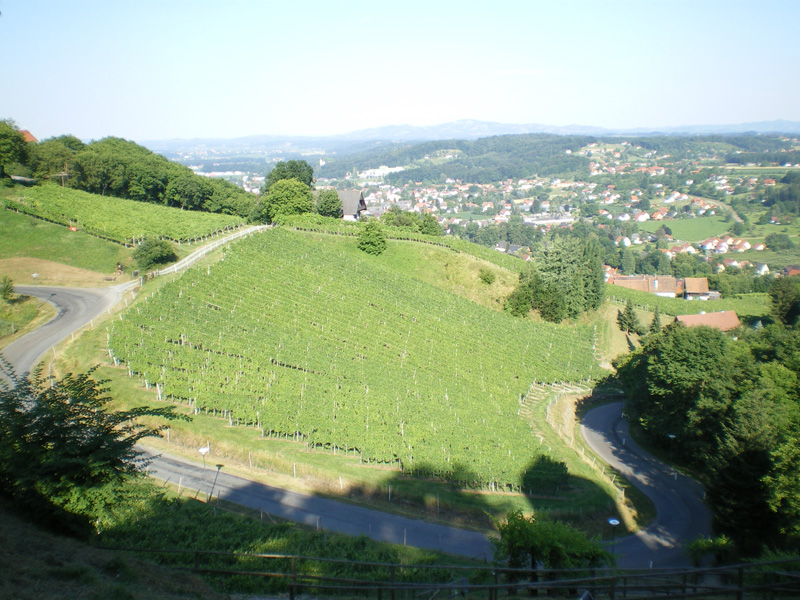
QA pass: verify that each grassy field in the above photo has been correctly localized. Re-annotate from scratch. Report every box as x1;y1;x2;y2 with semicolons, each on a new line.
637;215;730;242
0;294;56;347
0;208;134;276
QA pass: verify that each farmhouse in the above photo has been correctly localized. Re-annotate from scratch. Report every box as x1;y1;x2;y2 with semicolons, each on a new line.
675;311;741;331
684;277;710;300
337;190;367;221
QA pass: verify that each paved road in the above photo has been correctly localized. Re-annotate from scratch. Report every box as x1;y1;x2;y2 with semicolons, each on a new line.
581;402;712;568
1;283;133;380
144;448;493;560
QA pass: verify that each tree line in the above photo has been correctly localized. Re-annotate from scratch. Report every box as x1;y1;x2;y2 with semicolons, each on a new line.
0;120;255;217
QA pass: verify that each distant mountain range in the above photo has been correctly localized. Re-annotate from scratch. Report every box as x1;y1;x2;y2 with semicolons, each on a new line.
142;119;800;158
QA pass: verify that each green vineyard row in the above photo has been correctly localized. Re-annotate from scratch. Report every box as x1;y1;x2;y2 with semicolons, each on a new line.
109;229;602;490
3;184;245;245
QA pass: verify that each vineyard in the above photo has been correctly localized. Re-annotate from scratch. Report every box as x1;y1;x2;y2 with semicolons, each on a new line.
109;228;603;490
2;184;245;245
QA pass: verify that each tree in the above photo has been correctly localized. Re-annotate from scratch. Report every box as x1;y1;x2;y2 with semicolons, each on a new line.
505;236;603;323
419;213;443;236
0;276;13;303
0;119;27;179
133;239;177;271
617;299;642;335
357;220;387;256
769;276;800;326
164;173;213;210
316;189;342;218
263;160;314;193
478;268;496;285
765;233;794;251
493;510;612;571
621;248;636;275
0;366;185;534
254;178;314;223
649;305;662;335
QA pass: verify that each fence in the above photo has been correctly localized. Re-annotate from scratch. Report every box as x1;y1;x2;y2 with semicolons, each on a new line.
101;548;800;599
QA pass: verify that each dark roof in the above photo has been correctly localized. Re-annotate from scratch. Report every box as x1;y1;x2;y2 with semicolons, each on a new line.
337;190;366;218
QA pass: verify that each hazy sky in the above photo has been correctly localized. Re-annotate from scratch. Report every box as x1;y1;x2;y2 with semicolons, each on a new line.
1;0;798;142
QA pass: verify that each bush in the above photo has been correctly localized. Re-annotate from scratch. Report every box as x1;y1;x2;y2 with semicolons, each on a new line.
0;276;13;302
478;268;496;285
133;239;177;271
357;220;387;256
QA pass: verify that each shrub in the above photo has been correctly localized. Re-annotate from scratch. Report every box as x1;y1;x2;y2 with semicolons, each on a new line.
478;268;496;285
133;239;177;271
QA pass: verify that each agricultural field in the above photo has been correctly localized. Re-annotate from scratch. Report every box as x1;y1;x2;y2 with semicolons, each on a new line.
109;228;603;491
637;214;730;242
2;184;245;245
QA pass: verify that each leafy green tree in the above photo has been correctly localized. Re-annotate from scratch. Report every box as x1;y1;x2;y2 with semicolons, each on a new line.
621;247;636;275
419;213;443;236
28;137;83;183
0;366;184;534
164;173;213;210
253;178;314;223
263;160;314;193
0;119;27;179
493;510;612;570
133;239;177;271
316;189;342;218
0;276;13;302
357;220;387;256
765;233;794;251
616;323;755;466
506;236;603;322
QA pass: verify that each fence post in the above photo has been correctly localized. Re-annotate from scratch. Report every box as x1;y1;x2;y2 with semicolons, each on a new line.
290;556;296;600
737;566;744;600
390;565;396;600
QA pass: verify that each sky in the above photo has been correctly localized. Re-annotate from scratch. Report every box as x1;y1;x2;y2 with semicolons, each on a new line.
1;0;799;142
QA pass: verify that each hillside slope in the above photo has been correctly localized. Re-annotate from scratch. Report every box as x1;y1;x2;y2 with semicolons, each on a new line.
109;229;602;490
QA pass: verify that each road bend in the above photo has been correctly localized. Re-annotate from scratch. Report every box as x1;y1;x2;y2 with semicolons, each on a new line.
581;402;712;568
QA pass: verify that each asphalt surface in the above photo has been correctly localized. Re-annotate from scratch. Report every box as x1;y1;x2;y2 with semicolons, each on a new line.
1;283;132;380
581;401;712;568
143;448;494;560
1;232;712;566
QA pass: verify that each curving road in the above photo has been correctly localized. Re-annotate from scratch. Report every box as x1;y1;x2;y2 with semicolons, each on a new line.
581;402;712;568
1;228;711;565
1;283;134;381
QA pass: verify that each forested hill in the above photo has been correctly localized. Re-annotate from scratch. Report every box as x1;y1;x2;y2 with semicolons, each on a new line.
317;134;595;182
316;133;796;184
18;133;256;218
